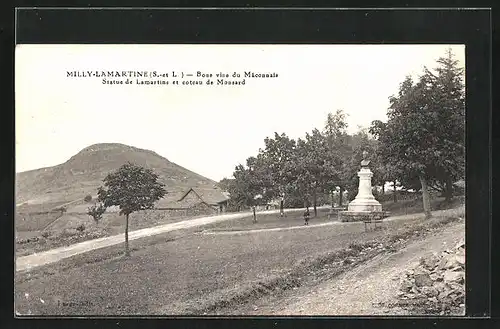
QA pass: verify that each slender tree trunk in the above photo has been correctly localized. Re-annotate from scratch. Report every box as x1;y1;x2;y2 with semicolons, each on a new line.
419;175;432;219
331;192;335;208
280;199;284;217
252;206;257;223
444;175;454;202
339;186;343;207
125;213;130;256
313;192;317;217
382;184;385;195
393;180;397;203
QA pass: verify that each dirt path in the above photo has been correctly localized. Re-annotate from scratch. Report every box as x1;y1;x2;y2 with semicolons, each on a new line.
235;221;465;315
15;208;307;272
201;207;464;236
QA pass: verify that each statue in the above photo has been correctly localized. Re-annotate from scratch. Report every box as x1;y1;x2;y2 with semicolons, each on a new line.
361;150;370;167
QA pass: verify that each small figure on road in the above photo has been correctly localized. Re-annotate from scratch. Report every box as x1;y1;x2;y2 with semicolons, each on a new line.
303;207;310;225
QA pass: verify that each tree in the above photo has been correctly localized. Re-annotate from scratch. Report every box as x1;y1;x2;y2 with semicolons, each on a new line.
322;110;351;206
425;48;465;200
217;178;234;192
87;203;106;225
260;132;297;216
97;162;166;256
293;129;331;216
292;137;315;212
229;157;269;223
370;75;432;218
369;49;465;218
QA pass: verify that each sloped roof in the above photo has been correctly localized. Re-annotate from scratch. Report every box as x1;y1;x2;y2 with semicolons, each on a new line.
155;190;186;209
179;187;230;205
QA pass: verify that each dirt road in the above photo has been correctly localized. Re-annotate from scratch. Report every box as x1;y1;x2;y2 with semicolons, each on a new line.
15;208;307;272
16;207;463;273
234;220;465;315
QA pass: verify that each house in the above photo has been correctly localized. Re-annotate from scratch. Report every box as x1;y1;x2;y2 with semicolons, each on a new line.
155;187;230;215
178;187;230;213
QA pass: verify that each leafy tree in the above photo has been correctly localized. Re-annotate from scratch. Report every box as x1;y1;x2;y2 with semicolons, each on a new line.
217;178;234;192
97;162;166;256
423;48;465;200
229;157;269;222
87;203;106;225
260;132;297;216
369;49;465;218
292;138;315;211
370;75;432;218
293;129;331;216
217;178;240;211
322;110;351;206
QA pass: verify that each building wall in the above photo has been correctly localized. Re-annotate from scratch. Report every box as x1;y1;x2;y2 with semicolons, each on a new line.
180;189;204;206
155;203;217;218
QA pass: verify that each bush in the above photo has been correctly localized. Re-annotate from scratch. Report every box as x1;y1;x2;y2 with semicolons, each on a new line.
41;231;51;238
87;203;106;224
76;224;86;232
54;206;67;215
84;195;92;202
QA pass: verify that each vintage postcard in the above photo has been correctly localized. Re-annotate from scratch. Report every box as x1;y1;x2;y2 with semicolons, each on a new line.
15;44;466;316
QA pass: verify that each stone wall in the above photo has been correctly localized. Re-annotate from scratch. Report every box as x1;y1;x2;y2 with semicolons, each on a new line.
338;211;389;222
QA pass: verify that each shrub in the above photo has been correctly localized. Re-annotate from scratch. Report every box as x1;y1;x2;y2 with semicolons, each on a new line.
76;224;86;232
41;231;51;238
87;203;106;225
84;195;92;202
54;206;67;215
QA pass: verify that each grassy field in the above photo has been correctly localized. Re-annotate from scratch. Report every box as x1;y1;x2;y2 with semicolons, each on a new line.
15;201;464;316
15;195;464;256
15;210;214;256
15;212;62;233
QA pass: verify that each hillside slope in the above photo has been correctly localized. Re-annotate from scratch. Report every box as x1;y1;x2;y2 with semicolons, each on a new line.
16;143;216;208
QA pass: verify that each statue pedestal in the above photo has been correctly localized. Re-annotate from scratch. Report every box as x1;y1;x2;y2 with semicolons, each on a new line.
347;167;382;212
339;166;387;222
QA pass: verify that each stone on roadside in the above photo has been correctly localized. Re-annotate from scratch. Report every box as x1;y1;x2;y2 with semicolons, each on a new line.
421;286;439;297
419;252;440;270
414;273;433;287
437;257;449;270
454;254;465;266
430;272;443;281
400;279;413;292
455;239;465;250
444;257;462;270
443;271;464;284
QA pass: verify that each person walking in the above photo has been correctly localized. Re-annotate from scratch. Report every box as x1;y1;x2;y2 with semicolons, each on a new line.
303;207;310;226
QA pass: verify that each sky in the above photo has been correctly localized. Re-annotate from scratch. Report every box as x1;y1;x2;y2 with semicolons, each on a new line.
15;44;465;181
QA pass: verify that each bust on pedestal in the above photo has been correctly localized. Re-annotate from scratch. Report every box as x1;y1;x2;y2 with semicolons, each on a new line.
339;151;387;222
347;151;382;212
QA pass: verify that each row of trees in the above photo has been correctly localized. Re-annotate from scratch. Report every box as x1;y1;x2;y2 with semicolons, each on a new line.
220;48;465;220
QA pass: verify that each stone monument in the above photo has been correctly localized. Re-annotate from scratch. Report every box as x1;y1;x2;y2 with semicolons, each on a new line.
339;151;388;222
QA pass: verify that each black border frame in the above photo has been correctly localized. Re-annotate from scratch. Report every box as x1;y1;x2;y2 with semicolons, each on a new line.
1;5;495;329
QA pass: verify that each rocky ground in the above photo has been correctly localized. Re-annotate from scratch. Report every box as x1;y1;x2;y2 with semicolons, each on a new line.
390;236;465;315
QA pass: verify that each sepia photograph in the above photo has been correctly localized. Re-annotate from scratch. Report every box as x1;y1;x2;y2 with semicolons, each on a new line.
15;44;466;316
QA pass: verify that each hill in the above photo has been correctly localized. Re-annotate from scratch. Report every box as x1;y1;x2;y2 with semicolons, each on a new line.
16;143;216;210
